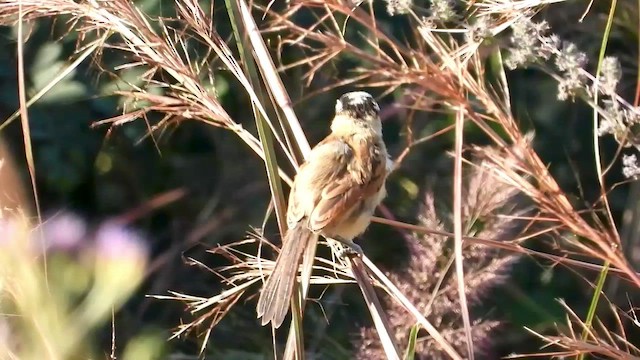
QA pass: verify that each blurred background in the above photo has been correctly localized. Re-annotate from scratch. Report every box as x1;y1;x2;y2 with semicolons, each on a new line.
0;0;639;359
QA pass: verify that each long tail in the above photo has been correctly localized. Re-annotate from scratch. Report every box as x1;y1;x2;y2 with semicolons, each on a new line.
256;224;313;328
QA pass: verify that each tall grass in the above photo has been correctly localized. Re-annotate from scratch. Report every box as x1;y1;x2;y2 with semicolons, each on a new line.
0;0;639;359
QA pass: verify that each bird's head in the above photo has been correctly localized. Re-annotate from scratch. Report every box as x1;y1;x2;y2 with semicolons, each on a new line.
331;91;382;136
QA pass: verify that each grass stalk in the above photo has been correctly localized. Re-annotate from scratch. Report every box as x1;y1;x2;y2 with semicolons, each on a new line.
453;106;474;359
226;1;305;358
579;2;618;358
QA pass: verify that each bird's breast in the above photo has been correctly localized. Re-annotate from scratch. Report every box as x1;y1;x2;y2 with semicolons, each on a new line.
328;183;387;241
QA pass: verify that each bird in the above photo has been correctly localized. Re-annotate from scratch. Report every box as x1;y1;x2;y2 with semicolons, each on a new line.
256;91;390;328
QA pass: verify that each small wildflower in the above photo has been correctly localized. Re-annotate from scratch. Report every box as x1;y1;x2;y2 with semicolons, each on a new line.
599;57;621;95
466;16;493;43
385;0;412;16
555;42;588;100
557;77;586;101
78;222;149;325
622;154;640;178
598;100;626;138
598;119;622;138
89;222;149;306
544;34;561;51
430;0;457;23
37;212;87;252
555;43;588;72
419;16;436;30
625;107;640;125
94;222;148;261
505;18;554;69
599;100;640;147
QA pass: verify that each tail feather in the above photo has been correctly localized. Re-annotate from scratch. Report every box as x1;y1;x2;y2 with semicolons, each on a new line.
256;224;313;328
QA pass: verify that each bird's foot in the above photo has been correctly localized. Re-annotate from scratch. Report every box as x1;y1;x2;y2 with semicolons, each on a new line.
332;237;364;259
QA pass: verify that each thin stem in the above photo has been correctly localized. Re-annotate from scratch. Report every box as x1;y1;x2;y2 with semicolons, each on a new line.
453;107;474;359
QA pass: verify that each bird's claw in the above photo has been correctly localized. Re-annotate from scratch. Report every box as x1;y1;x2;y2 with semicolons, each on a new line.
335;241;364;259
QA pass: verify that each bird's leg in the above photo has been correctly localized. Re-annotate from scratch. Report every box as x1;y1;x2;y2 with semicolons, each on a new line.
330;236;364;258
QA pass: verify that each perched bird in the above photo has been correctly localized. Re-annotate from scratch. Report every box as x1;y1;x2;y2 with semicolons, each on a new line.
256;91;390;328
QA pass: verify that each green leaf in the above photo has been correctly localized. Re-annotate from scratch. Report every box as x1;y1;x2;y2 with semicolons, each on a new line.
403;323;420;360
31;42;63;73
38;80;86;103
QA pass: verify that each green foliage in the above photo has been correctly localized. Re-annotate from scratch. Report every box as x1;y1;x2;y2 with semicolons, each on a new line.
402;324;419;360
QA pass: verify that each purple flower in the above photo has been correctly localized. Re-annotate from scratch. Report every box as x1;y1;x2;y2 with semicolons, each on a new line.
94;222;149;261
37;212;88;252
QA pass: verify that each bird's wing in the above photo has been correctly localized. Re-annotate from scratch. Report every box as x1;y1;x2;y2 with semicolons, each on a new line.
287;135;386;232
286;136;349;228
